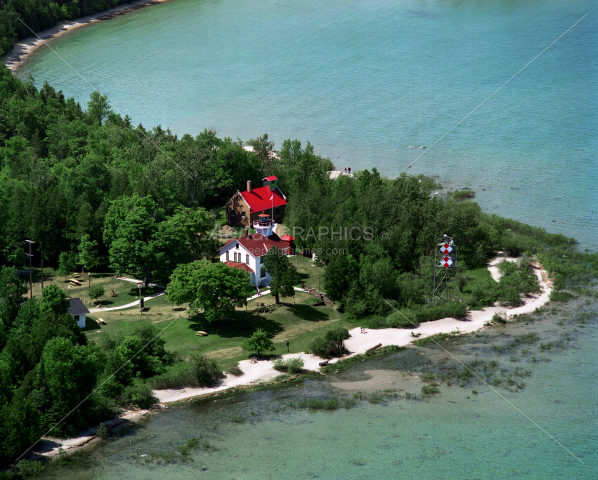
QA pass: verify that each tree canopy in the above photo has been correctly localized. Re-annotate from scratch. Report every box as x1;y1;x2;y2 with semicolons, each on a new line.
263;247;297;304
166;260;254;322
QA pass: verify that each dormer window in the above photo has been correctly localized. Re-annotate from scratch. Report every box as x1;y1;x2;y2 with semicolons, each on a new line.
236;243;240;249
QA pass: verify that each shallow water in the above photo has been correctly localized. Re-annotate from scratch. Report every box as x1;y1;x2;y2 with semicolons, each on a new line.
15;0;598;250
36;297;598;479
12;1;598;477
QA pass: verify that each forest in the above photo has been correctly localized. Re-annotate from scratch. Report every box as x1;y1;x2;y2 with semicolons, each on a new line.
1;59;597;472
0;1;142;58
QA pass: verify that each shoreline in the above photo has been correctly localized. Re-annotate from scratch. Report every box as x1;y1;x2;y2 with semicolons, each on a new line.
32;256;553;460
154;255;553;404
2;0;173;74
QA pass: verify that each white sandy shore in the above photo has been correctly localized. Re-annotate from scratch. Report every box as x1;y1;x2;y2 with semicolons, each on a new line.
2;0;171;73
34;256;551;458
154;255;552;403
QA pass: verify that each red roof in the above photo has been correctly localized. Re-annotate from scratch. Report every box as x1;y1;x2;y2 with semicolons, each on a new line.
220;233;290;257
280;235;295;241
263;176;278;182
223;261;254;274
241;185;287;212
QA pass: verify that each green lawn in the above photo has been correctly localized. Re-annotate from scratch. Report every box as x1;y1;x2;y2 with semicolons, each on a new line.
80;266;346;373
27;268;164;309
291;254;327;292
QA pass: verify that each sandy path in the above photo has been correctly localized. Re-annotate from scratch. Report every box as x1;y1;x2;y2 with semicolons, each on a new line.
2;0;172;73
35;256;552;457
155;256;552;404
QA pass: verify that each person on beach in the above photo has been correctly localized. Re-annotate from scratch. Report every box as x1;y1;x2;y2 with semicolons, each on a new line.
344;168;347;174
348;167;351;174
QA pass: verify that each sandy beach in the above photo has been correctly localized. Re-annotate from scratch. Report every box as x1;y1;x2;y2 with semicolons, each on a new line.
34;255;552;459
154;255;552;403
2;0;172;73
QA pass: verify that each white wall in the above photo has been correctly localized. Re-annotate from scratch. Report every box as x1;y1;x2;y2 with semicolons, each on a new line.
219;241;271;287
76;314;86;329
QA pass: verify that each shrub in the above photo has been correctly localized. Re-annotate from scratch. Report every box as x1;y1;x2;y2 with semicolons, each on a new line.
96;422;108;439
309;327;350;359
119;382;157;409
385;310;415;328
189;354;224;387
448;188;475;200
149;355;224;389
549;290;575;302
273;357;305;373
413;302;467;324
228;364;244;376
309;337;337;359
491;312;507;324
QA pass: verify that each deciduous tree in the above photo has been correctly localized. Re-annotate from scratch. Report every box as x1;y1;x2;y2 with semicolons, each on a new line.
242;328;275;357
166;260;253;322
263;247;297;304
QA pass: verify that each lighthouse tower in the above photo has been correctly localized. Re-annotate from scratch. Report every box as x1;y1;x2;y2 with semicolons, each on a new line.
254;213;274;236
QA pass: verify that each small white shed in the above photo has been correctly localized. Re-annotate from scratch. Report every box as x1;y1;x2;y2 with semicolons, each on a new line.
68;298;90;329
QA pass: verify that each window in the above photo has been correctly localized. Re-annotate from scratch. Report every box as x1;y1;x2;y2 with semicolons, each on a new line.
236;243;239;249
275;207;280;216
241;211;245;217
226;251;229;261
230;209;236;216
260;255;264;264
246;254;250;264
260;267;266;278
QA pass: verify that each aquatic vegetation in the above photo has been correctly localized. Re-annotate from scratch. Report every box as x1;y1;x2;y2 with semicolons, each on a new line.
412;331;463;346
421;385;440;395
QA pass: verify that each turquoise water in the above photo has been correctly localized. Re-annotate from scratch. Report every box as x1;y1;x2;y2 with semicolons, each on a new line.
16;0;598;250
12;1;598;477
37;299;598;479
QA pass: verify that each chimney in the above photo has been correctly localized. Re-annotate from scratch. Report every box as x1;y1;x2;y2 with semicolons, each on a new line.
244;229;248;237
247;180;251;192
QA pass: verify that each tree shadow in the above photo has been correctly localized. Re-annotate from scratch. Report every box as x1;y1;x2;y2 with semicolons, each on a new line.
187;312;284;338
288;304;330;322
125;286;162;298
84;317;101;330
287;304;330;321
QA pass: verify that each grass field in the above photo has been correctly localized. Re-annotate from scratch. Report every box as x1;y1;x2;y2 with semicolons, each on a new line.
84;289;347;373
26;268;163;308
23;258;504;375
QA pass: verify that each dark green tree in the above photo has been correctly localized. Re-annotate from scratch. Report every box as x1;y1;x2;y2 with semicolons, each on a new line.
57;251;77;281
78;234;99;287
89;285;105;303
39;284;70;316
263;247;297;304
0;267;28;349
87;91;111;125
242;328;275;357
166;260;253;322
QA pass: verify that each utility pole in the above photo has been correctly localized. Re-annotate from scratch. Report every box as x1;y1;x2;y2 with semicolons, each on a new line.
25;240;35;299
